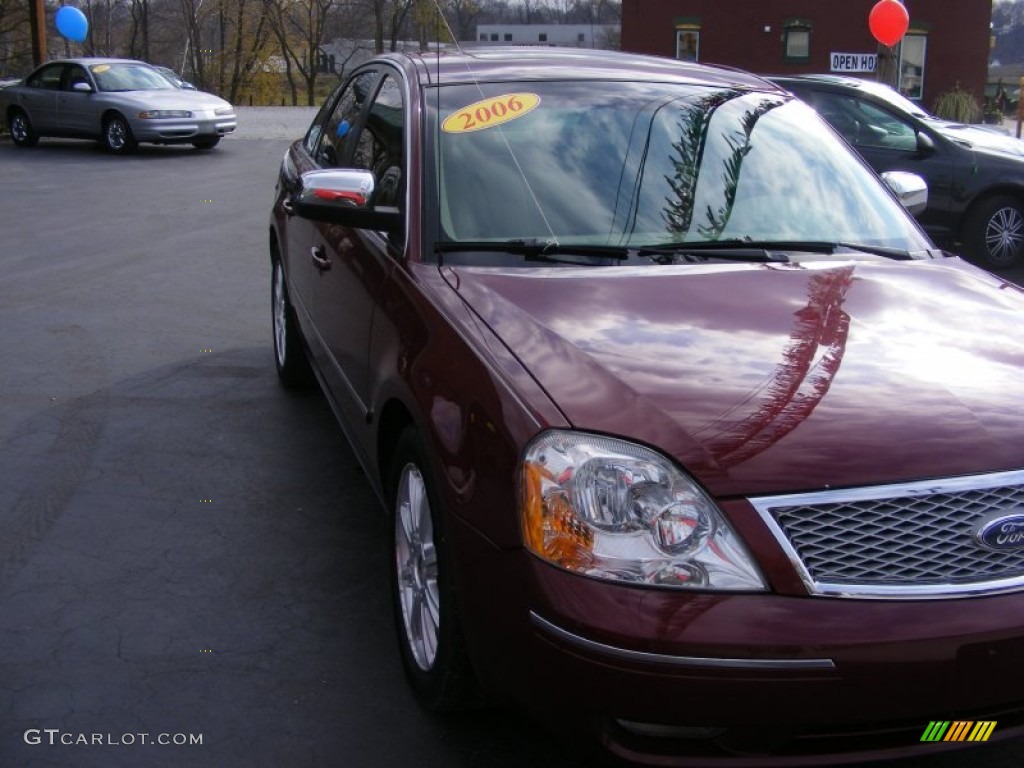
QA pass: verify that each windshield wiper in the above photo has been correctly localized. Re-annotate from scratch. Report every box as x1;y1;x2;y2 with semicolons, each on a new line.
639;239;915;263
434;239;630;266
638;240;790;263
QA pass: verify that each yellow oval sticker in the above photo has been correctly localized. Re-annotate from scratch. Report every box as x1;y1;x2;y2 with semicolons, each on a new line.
442;93;540;134
91;64;111;73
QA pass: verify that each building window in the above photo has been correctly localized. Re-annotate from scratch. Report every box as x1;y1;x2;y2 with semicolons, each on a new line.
783;21;811;62
539;33;547;42
675;30;699;62
577;33;585;43
490;33;498;41
898;34;927;100
479;34;486;41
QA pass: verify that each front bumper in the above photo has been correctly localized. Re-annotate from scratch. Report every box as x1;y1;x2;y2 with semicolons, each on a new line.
129;112;237;143
451;516;1024;765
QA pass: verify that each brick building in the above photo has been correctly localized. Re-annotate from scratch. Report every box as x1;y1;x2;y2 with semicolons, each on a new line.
621;0;992;110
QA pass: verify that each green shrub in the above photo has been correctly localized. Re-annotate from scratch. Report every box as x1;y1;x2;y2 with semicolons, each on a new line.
932;85;983;123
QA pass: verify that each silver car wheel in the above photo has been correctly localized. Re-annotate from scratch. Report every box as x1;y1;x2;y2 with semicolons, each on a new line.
984;204;1024;267
106;119;127;150
8;110;37;147
11;113;28;142
272;262;288;369
394;462;440;672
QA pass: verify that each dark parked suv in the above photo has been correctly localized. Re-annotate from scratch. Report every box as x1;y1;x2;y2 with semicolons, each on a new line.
771;74;1024;270
271;48;1024;765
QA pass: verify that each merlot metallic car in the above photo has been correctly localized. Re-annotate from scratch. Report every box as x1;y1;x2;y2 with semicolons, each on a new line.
269;48;1024;765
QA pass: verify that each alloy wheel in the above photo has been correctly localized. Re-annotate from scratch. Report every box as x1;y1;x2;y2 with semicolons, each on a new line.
11;114;28;143
984;204;1024;268
106;119;127;151
273;263;288;369
394;462;440;671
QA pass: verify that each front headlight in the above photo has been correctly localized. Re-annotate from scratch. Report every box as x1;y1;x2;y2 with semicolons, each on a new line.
138;110;192;119
521;431;766;590
214;106;234;116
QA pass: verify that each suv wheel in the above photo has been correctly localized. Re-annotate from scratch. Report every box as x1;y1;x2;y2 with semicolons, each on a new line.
964;195;1024;270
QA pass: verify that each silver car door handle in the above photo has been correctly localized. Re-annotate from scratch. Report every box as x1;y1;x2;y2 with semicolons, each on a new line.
311;246;331;271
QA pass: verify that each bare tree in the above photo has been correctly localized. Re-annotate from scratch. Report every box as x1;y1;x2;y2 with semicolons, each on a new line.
127;0;152;61
221;0;271;102
264;0;340;105
0;0;32;77
180;0;212;87
442;0;482;41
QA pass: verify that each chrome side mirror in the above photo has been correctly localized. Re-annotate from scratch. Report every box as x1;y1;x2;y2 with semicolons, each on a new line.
72;81;93;93
293;169;401;232
881;171;928;217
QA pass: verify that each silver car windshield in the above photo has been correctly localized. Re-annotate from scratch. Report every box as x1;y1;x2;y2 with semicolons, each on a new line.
90;63;175;92
426;81;931;253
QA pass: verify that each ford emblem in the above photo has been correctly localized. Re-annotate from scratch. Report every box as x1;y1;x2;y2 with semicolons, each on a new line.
975;514;1024;551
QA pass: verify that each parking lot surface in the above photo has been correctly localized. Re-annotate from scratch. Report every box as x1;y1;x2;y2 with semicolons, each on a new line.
1;126;1023;768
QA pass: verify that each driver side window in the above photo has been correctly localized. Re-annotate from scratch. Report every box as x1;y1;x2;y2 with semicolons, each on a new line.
814;92;917;152
62;65;90;91
351;74;405;208
316;70;378;169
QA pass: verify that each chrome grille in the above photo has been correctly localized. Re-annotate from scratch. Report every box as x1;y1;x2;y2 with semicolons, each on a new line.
750;471;1024;598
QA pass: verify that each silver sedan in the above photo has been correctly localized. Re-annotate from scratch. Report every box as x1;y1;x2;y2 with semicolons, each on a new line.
1;57;236;152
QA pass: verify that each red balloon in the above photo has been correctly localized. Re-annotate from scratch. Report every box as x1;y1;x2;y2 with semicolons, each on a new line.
869;0;910;47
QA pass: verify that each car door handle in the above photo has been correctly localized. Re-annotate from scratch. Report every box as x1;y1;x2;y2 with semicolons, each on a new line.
311;246;331;271
281;198;295;216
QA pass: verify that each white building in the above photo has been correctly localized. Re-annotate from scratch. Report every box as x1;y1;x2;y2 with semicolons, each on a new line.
475;24;619;49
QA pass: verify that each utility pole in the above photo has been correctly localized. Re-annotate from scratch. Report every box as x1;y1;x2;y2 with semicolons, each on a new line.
29;0;48;66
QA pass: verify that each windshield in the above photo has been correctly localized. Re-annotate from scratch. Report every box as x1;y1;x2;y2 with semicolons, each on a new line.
426;81;931;260
90;63;176;92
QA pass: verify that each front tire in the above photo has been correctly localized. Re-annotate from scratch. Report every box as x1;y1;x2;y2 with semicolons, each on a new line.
390;428;478;711
103;114;137;154
963;194;1024;270
271;258;311;387
8;109;38;148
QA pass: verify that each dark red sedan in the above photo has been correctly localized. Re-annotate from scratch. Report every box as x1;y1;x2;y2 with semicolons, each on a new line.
269;48;1024;765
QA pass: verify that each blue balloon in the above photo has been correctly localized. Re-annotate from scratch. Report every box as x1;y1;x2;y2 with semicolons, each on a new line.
56;6;89;43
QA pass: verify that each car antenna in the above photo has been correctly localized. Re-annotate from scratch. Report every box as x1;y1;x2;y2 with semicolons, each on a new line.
427;0;560;268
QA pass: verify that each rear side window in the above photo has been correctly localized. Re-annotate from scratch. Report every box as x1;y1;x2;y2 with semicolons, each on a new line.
27;64;63;90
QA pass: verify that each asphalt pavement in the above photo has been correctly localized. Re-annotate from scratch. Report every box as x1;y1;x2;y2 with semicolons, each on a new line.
0;123;1023;768
0;134;599;768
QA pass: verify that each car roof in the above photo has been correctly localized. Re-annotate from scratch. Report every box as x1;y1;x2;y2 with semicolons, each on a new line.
377;47;779;92
38;57;151;68
768;73;930;117
769;73;872;88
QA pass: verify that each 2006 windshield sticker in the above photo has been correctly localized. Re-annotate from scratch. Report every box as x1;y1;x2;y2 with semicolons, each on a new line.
442;93;541;134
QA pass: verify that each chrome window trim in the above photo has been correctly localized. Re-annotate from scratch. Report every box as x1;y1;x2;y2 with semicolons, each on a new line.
750;469;1024;600
530;611;836;670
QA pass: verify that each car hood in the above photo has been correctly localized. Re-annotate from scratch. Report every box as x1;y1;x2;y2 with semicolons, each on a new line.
929;119;1024;157
444;258;1024;498
101;89;233;112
